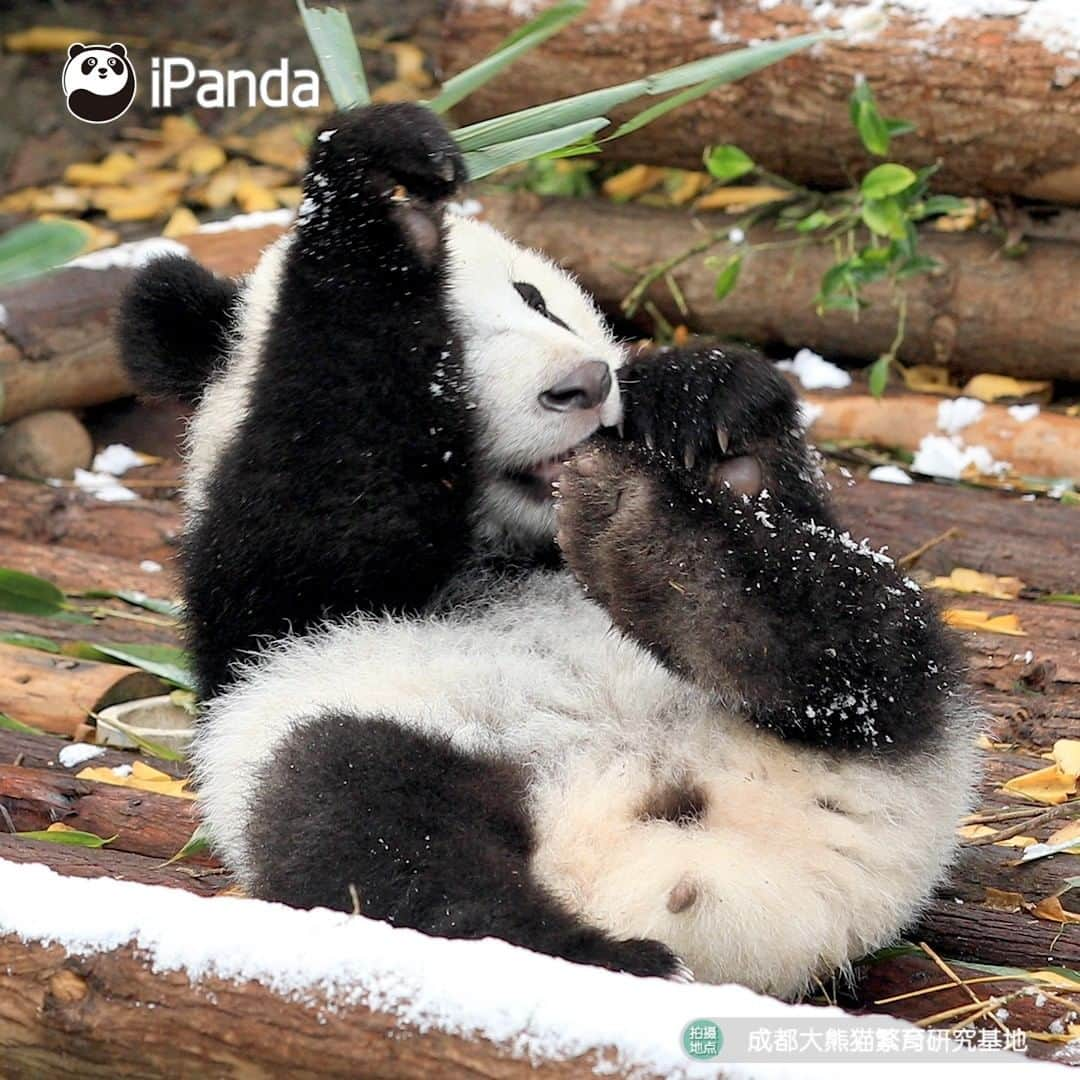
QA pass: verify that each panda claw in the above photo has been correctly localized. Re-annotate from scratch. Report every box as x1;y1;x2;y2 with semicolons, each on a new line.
716;425;730;454
670;957;695;983
683;445;696;471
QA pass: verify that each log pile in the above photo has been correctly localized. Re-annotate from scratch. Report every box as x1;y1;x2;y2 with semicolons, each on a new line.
441;0;1080;204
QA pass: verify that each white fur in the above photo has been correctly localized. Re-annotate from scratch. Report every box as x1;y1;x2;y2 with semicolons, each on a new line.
195;573;978;997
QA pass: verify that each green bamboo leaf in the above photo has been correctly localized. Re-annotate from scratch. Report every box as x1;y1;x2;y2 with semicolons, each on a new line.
868;355;891;398
81;589;182;618
431;0;587;114
0;633;61;653
704;145;755;183
0;219;92;287
861;163;918;199
296;0;369;109
161;824;211;867
86;643;195;692
17;828;116;848
0;567;67;617
713;254;743;301
463;118;608;180
0;712;45;735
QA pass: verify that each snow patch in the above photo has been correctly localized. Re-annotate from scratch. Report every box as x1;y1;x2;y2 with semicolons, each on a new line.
1007;404;1040;423
73;468;138;502
448;198;484;218
140;559;164;574
92;443;144;476
66;238;188;271
197;208;294;234
58;743;106;768
936;397;985;434
911;434;1009;480
776;349;852;390
868;464;914;485
798;401;824;430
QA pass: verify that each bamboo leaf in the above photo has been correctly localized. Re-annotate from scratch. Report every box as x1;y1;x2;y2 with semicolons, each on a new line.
161;824;211;867
0;632;61;653
86;643;195;692
17;827;116;848
713;254;743;301
463;118;608;180
0;566;67;617
296;0;369;109
0;712;44;735
0;219;91;287
431;0;587;114
868;355;891;398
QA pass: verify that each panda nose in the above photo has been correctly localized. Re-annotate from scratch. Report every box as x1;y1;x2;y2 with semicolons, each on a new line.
539;361;612;412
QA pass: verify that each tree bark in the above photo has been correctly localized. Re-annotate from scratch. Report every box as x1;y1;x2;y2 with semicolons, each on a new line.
0;645;166;738
476;190;1080;382
441;0;1080;204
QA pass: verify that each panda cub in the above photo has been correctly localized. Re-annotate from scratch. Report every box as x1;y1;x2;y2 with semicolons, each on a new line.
121;104;978;995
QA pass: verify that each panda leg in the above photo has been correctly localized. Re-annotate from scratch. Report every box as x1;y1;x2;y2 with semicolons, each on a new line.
557;436;962;756
240;712;687;979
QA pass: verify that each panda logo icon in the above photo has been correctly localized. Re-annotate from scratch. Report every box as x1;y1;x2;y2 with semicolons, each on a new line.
62;42;136;124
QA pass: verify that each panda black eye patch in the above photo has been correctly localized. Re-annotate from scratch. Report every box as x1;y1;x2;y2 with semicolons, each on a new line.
82;56;97;74
513;281;572;333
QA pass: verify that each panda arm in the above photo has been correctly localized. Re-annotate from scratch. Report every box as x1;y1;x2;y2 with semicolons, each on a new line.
558;345;963;754
181;105;476;695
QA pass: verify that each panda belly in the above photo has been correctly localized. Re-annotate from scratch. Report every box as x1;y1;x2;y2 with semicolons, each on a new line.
194;570;974;996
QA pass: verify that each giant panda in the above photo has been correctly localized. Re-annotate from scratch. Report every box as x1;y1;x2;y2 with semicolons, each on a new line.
120;103;979;996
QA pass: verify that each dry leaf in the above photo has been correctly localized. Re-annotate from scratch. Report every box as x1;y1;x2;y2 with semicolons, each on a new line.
236;124;307;171
983;887;1024;912
930;568;1024;600
957;824;1036;848
694;186;789;211
4;27;106;52
235;180;279;213
389;42;432;89
273;185;303;208
1002;763;1078;805
976;734;1015;751
190;160;251;209
1029;969;1080;990
177;140;227;177
603;165;667;202
962;373;1053;403
667;171;709;206
58;217;120;253
1052;739;1080;780
1031;896;1080;924
162;206;201;238
160;115;202;146
64;152;137;187
899;364;959;396
1046;819;1080;850
27;186;92;214
77;760;195;800
943;609;1026;636
100;188;179;222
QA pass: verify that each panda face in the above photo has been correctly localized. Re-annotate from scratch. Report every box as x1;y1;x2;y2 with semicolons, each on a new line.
445;216;625;546
63;43;136;123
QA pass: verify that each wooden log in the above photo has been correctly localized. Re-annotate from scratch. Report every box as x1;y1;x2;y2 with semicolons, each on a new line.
0;762;206;865
476;190;1080;382
0;225;282;424
442;0;1080;204
0;645;166;738
0;837;223;897
808;392;1080;481
0;729;186;778
0;477;181;565
0;937;610;1080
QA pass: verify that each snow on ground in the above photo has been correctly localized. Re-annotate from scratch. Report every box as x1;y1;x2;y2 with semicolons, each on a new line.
66;238;188;271
92;444;144;477
0;861;1050;1077
776;349;852;390
196;208;295;234
936;397;985;435
911;434;1010;480
1008;404;1040;423
72;468;137;503
57;743;106;768
868;464;914;485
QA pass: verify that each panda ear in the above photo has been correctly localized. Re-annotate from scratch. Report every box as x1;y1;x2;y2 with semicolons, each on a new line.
108;43;127;58
67;43;86;58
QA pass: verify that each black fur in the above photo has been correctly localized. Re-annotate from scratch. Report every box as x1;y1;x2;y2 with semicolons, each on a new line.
557;349;963;754
245;713;683;978
177;105;476;696
119;256;239;405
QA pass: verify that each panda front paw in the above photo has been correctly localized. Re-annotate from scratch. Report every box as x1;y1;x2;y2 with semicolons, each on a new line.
312;102;465;204
617;342;801;496
566;925;691;981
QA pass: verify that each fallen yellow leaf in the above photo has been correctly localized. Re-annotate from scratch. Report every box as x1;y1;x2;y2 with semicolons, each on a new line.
389;41;432;89
983;887;1024;912
77;760;195;800
603;165;667;202
51;217;119;254
900;364;960;397
162;206;201;238
30;186;91;214
930;568;1025;600
4;27;106;52
240;124;307;171
235;180;279;213
64;152;137;187
1031;895;1080;924
962;373;1053;404
1046;819;1080;849
667;171;709;206
160;115;201;146
1052;739;1080;781
177;140;227;177
943;609;1026;636
695;185;789;212
102;188;179;223
1029;969;1080;990
273;185;303;208
1002;763;1078;805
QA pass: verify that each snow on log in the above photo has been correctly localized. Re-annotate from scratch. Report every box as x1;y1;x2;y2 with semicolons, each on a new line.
0;861;1046;1077
442;0;1080;203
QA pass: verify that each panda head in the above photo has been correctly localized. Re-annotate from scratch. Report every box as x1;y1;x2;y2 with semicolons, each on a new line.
444;215;624;547
63;43;136;124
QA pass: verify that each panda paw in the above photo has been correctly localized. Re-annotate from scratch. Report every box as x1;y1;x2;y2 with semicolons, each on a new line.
617;342;800;491
567;927;691;981
311;102;466;204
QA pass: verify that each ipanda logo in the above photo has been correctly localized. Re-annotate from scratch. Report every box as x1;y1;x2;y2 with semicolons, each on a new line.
62;40;320;124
